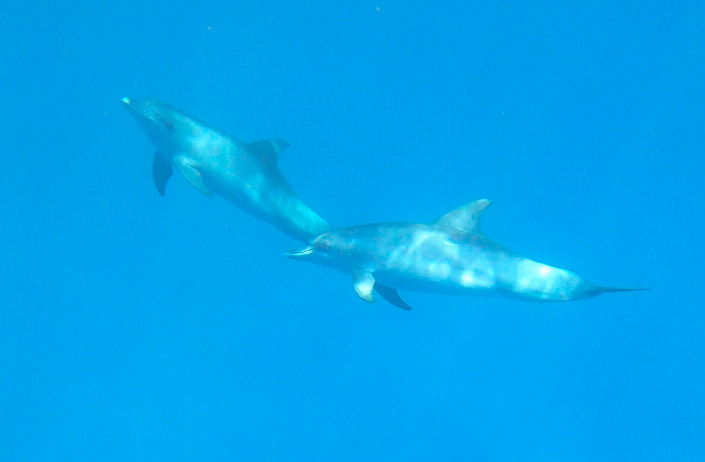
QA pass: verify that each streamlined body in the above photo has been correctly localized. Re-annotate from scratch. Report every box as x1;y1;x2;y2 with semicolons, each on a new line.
122;97;330;242
288;200;642;309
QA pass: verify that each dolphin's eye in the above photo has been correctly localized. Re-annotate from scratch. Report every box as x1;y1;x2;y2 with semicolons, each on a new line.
164;119;175;131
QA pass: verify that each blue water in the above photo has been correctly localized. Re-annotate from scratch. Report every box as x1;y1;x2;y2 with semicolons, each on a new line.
1;1;703;460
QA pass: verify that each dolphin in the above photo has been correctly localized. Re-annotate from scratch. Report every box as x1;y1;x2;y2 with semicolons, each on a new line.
122;97;330;242
287;199;644;310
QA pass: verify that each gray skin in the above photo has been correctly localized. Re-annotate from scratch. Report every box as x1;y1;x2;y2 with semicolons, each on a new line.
287;199;643;310
122;97;330;242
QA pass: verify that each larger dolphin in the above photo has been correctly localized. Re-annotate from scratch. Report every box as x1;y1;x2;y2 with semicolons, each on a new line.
122;97;330;242
287;200;644;309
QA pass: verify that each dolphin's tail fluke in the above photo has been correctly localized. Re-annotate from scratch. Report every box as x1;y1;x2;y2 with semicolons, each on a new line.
597;286;649;295
572;280;648;300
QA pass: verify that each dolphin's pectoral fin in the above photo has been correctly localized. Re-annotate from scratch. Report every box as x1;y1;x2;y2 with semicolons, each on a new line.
437;199;493;233
374;283;412;310
152;152;173;196
247;139;290;167
173;157;214;197
352;271;376;303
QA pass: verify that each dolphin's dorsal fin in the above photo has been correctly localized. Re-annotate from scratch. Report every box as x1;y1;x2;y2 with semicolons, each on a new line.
436;199;492;234
152;152;173;196
173;156;214;197
375;283;412;310
353;270;376;303
247;139;290;166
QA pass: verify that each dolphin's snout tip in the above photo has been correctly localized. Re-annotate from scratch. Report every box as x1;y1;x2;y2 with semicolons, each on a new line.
286;246;315;259
121;96;131;106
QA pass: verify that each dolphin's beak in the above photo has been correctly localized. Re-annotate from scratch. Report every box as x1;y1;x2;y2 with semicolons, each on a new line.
121;96;140;116
121;96;138;113
121;97;153;121
286;246;315;259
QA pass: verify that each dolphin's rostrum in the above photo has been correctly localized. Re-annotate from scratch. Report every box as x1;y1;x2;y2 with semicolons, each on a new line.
122;97;330;242
288;200;645;309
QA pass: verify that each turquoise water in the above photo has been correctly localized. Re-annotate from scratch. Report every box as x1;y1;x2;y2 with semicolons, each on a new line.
1;1;703;460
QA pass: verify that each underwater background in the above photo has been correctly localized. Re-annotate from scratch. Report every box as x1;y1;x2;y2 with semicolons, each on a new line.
1;1;703;460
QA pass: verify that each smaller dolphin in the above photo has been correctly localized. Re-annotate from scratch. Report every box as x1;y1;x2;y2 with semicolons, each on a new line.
122;97;330;242
287;200;644;309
